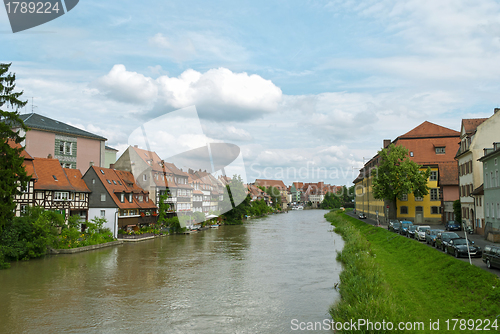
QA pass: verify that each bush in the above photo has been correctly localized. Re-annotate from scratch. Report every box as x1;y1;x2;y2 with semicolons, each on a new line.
0;207;60;268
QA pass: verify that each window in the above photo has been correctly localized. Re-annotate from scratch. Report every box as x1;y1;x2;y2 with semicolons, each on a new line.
400;206;408;214
59;141;73;155
430;171;438;181
100;210;105;217
92;179;95;184
52;175;58;181
20;205;27;215
415;196;423;201
143;174;147;181
495;158;498;166
486;203;489;217
54;192;69;201
101;193;106;202
497;170;499;187
100;169;105;174
400;194;407;201
129;194;133;202
120;193;125;203
113;180;117;185
430;188;439;201
21;184;28;193
138;195;143;202
410;151;414;157
431;206;440;215
107;179;111;184
435;147;445;154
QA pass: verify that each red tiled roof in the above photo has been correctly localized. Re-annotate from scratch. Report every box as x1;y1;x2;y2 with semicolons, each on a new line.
64;168;90;192
31;158;76;191
90;166;156;210
399;121;460;139
437;161;458;186
462;118;487;135
255;179;287;190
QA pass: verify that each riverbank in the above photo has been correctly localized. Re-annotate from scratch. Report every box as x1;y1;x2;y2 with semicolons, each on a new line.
326;211;500;333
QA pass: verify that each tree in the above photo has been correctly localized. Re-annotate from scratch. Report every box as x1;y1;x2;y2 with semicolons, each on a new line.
0;63;28;229
372;144;430;219
453;199;461;224
265;186;281;209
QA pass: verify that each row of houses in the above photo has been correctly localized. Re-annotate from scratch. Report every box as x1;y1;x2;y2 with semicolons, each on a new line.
10;112;346;236
250;179;342;207
354;108;500;240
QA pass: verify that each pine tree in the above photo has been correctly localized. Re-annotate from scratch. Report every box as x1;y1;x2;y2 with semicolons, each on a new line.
0;63;29;229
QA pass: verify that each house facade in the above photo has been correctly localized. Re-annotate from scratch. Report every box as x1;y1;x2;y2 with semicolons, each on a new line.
83;166;157;237
478;142;500;240
354;122;460;224
14;113;106;171
455;110;500;234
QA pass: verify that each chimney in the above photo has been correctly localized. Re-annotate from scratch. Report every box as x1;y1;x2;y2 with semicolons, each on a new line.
47;154;52;159
494;108;500;114
109;163;115;169
134;145;138;148
383;139;391;148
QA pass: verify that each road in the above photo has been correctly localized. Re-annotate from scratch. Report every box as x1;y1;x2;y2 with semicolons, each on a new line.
345;211;500;278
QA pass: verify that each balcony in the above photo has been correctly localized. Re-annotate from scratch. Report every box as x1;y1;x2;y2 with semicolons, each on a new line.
177;196;191;202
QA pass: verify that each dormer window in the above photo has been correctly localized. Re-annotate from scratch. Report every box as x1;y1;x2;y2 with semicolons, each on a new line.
129;194;133;202
100;169;105;174
120;193;125;203
435;147;445;154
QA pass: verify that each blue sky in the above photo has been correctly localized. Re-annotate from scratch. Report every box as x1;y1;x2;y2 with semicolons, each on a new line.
2;0;500;186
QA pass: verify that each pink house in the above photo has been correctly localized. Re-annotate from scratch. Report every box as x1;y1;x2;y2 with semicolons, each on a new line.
14;113;106;173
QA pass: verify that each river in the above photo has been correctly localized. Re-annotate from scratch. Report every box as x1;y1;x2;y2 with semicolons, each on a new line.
0;210;343;333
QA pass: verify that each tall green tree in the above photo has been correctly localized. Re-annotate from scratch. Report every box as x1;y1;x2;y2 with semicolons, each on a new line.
372;144;430;219
265;186;281;209
0;63;28;229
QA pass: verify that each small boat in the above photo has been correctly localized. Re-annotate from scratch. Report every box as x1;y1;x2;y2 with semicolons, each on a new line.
210;224;220;228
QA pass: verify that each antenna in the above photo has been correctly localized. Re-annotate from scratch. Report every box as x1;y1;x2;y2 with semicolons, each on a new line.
31;97;38;114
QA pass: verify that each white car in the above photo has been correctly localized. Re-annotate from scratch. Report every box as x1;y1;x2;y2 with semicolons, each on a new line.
415;225;431;241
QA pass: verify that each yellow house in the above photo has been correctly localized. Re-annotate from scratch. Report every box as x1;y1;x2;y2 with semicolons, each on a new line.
354;122;460;225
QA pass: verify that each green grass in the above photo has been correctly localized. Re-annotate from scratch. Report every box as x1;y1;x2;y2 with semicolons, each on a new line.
326;211;500;333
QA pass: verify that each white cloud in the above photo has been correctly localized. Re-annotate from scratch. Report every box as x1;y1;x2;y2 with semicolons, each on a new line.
93;64;158;104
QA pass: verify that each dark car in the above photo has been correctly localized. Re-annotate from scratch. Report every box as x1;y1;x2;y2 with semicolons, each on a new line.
435;232;460;251
399;221;414;235
425;229;444;246
388;221;401;233
358;213;367;219
388;220;399;231
445;238;482;258
482;245;500;269
406;225;418;239
445;220;461;231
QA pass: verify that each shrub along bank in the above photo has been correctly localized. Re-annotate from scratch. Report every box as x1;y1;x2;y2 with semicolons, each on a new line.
326;211;500;334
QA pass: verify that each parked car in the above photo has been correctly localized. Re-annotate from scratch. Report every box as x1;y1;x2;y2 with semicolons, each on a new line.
388;220;399;231
415;225;431;241
435;232;460;251
388;221;401;233
406;225;418;239
399;221;413;235
425;229;444;246
445;220;461;231
358;213;367;219
482;245;500;269
445;238;482;258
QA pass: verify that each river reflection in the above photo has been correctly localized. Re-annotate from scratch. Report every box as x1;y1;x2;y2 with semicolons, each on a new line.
0;210;343;333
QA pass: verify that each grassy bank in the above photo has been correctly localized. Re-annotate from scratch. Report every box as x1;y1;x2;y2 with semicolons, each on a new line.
326;211;500;334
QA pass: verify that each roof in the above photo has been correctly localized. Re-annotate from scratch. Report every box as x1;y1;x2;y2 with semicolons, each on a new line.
105;145;119;151
462;118;487;135
471;184;484;196
89;166;157;210
64;168;91;193
437;161;458;186
30;158;77;191
254;179;287;190
18;113;107;141
399;121;460;139
6;139;33;160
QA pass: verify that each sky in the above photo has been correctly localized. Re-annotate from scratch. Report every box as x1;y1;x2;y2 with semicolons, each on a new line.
2;0;500;186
